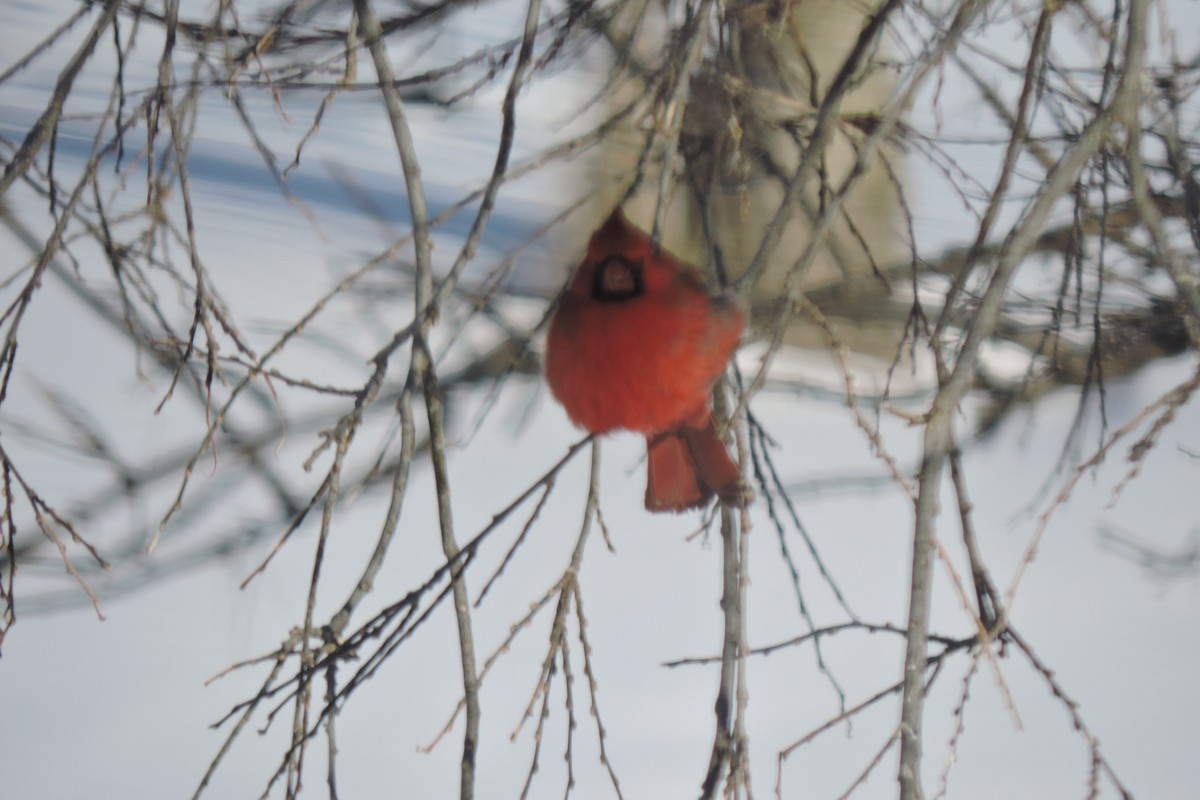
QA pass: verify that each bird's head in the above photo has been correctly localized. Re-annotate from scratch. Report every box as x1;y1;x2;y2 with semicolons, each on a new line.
570;208;700;302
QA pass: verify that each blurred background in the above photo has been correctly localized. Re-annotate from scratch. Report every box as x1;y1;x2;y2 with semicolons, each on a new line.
1;1;1198;798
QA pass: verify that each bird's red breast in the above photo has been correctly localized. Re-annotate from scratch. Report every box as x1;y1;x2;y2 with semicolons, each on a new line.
545;209;745;436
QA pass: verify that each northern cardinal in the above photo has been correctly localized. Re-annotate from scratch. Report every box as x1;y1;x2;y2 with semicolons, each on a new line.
545;209;752;512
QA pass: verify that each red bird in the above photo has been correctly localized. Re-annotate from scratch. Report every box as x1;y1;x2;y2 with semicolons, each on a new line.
545;208;752;512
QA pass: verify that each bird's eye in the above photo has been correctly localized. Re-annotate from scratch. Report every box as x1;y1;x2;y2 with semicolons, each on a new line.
592;255;644;302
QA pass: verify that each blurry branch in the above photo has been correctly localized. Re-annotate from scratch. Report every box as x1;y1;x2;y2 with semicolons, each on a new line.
901;1;1164;794
0;437;109;646
904;2;1063;793
0;0;121;196
669;621;973;799
0;192;545;613
505;443;624;800
947;441;1003;634
733;0;906;295
193;433;593;799
2;0;1200;796
747;457;856;709
775;644;958;800
664;621;965;668
1009;362;1200;609
700;473;748;799
1097;524;1200;581
1008;628;1135;799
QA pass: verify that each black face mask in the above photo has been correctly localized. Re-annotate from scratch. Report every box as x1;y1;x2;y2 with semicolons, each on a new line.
591;254;645;302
